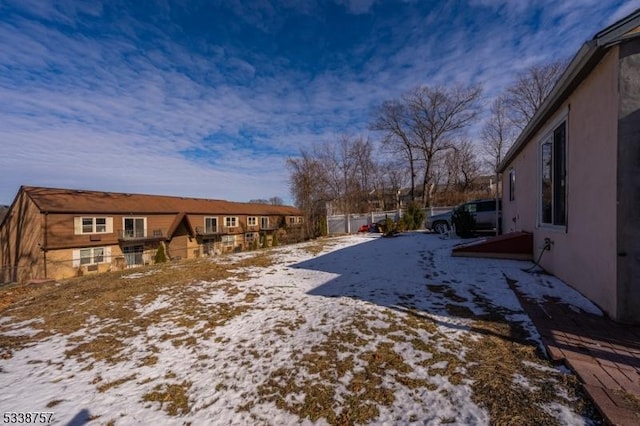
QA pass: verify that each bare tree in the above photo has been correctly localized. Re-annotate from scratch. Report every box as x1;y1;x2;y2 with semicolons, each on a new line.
287;149;329;238
444;140;481;192
408;84;482;207
371;101;418;202
268;196;284;205
504;60;567;130
372;84;482;207
481;96;515;173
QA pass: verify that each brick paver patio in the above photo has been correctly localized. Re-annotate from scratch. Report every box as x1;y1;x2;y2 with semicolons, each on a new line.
508;278;640;426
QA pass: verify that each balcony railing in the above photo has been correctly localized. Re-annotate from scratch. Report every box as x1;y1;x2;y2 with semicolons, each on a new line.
196;226;238;235
117;228;165;241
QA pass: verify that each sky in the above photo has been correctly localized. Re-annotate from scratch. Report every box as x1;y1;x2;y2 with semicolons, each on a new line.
0;233;602;424
1;0;638;206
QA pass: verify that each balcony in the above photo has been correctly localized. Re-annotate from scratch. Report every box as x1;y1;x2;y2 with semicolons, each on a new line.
117;228;166;241
195;226;236;236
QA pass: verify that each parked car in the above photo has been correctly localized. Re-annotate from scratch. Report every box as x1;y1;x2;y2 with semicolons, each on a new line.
358;222;384;233
426;199;501;234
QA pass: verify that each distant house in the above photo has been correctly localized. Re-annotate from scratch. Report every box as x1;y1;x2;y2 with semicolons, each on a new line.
497;10;640;323
0;186;303;283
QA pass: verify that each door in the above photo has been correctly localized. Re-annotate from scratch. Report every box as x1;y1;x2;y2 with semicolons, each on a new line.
124;218;145;238
123;245;144;267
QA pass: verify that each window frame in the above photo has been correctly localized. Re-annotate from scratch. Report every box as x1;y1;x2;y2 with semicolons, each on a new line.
204;217;218;233
538;117;568;230
260;217;270;228
222;235;235;247
224;216;238;228
123;217;147;238
79;217;110;234
247;217;257;226
77;247;107;266
508;168;515;202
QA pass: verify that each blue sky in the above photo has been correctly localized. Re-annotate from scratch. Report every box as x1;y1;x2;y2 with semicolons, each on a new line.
1;0;637;205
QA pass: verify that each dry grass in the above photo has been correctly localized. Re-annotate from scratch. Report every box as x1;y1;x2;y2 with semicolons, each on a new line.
0;242;600;424
142;381;192;416
0;252;275;368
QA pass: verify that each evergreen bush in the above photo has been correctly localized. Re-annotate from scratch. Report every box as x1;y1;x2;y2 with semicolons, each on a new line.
452;209;476;238
154;244;168;263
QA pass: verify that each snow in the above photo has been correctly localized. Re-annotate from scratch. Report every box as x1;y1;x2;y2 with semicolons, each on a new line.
0;233;600;425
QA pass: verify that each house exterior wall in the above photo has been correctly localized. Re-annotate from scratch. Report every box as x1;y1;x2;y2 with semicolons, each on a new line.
0;192;45;283
617;38;640;323
502;48;619;318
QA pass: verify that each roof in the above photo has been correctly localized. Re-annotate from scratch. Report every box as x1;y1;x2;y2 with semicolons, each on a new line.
17;186;302;216
498;8;640;172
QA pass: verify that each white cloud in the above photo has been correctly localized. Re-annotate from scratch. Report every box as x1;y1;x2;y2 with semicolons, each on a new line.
0;0;634;204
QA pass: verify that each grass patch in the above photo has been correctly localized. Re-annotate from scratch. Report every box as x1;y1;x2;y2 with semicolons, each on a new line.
142;381;192;416
97;374;137;393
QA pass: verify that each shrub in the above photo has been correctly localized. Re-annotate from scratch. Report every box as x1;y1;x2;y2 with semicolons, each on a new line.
452;209;476;238
154;244;168;263
272;232;279;247
403;202;426;230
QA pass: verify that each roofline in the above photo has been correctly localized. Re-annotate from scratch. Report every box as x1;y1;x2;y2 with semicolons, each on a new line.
17;186;300;214
498;9;640;173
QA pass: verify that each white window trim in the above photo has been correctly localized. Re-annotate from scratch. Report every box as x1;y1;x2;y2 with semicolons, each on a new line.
260;217;270;228
122;217;147;237
74;217;113;235
537;113;568;231
224;216;238;228
204;216;218;233
247;216;257;226
508;168;515;202
72;246;111;267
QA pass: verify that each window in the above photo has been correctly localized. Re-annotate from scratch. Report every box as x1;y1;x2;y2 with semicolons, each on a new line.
76;247;107;266
225;217;238;227
205;217;218;233
540;121;567;227
123;245;144;266
508;169;515;201
247;217;257;226
123;217;146;238
82;218;93;233
77;217;111;234
464;203;477;213
222;235;234;247
477;201;499;212
261;217;270;228
245;232;255;241
289;217;296;224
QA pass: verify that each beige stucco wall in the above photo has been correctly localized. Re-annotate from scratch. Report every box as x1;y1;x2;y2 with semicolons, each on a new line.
502;48;619;317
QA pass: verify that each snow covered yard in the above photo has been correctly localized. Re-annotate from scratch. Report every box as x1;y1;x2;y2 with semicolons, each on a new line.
0;233;601;425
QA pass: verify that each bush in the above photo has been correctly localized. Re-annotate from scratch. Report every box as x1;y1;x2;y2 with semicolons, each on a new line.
272;232;279;247
452;209;476;238
154;244;168;263
402;202;426;230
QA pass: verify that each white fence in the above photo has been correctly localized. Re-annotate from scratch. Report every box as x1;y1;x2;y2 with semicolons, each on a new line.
326;206;454;235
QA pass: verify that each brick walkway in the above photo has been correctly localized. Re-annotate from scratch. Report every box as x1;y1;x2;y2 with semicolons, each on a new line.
508;279;640;425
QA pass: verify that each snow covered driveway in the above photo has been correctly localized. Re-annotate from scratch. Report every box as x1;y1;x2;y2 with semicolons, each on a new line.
0;233;600;425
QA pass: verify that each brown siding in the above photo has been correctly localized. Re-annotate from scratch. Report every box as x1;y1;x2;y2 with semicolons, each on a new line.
0;191;45;283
